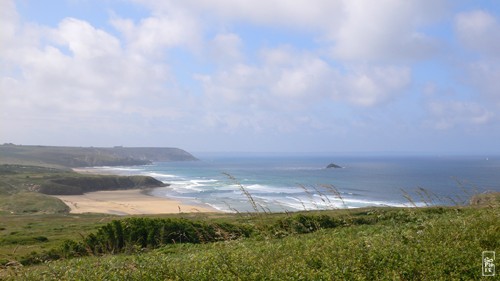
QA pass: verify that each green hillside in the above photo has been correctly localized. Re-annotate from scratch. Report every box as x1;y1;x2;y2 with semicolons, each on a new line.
1;205;498;280
0;165;165;213
0;144;197;168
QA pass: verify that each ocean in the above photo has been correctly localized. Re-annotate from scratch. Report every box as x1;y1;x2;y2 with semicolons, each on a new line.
88;154;500;212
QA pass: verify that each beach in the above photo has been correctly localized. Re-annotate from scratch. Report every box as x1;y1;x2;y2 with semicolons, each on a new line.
54;189;217;215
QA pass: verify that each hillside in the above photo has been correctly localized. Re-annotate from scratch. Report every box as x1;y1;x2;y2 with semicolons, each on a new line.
0;144;197;168
1;205;498;280
0;143;189;213
0;165;166;214
36;175;166;195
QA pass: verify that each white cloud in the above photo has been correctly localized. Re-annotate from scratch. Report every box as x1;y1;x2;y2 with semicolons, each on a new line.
0;6;186;141
454;10;500;105
455;10;500;58
53;18;122;59
341;65;411;106
133;0;343;30
0;0;18;53
259;46;296;65
191;44;415;137
426;101;494;130
208;33;244;65
110;12;201;56
194;48;341;133
330;0;445;62
197;48;333;112
134;0;446;63
465;62;500;105
269;52;333;100
198;47;411;110
1;0;420;140
4;0;499;152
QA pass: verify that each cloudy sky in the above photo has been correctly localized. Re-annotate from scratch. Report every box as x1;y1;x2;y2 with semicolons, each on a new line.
1;0;499;154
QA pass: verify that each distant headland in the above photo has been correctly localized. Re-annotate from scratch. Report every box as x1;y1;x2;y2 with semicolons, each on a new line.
0;144;197;168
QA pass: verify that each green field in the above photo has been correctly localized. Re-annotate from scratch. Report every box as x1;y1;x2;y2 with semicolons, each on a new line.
1;204;498;280
0;157;499;280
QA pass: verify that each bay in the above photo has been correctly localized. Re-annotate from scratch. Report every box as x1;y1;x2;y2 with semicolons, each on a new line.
88;154;500;212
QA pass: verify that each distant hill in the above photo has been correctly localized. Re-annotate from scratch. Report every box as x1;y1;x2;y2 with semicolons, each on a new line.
0;144;197;168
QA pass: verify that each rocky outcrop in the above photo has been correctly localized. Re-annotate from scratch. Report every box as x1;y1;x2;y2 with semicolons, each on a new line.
326;163;342;169
37;175;167;195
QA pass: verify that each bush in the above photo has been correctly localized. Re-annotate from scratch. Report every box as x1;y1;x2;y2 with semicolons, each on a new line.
64;218;253;256
33;236;49;242
272;214;346;235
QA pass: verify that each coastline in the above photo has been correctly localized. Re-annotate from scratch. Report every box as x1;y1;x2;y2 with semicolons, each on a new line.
54;188;218;215
68;157;500;213
69;167;220;215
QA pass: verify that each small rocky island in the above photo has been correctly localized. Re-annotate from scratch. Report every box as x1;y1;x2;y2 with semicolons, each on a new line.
326;163;342;169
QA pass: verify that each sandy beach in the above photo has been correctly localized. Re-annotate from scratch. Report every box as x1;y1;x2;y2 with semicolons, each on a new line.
54;189;217;215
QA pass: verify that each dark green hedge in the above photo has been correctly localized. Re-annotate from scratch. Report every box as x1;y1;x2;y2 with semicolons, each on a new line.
64;217;253;256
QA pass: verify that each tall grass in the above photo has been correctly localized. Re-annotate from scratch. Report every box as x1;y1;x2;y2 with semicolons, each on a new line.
5;206;499;280
223;172;264;214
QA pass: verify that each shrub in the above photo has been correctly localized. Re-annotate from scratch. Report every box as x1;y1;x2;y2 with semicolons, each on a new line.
65;217;253;256
272;214;346;235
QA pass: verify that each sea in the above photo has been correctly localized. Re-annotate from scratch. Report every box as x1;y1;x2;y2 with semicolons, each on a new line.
87;154;500;213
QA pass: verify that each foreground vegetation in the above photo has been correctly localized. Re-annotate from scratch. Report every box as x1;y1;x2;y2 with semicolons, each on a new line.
1;204;498;280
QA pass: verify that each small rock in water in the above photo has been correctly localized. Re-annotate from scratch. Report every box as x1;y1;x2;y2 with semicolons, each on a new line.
326;163;341;169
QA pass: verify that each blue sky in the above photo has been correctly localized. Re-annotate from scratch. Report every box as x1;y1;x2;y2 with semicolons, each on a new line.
1;0;500;154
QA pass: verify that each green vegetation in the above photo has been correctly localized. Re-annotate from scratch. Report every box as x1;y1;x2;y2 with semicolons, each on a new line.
0;214;115;265
0;192;69;214
470;191;500;207
36;174;165;195
0;164;164;215
62;217;252;257
1;205;498;280
0;144;197;168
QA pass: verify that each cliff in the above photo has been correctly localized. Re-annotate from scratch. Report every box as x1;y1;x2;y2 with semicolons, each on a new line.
35;175;167;195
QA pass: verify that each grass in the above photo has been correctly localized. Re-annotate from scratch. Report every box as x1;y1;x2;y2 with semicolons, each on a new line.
470;192;500;207
0;192;69;214
0;214;118;266
2;206;498;280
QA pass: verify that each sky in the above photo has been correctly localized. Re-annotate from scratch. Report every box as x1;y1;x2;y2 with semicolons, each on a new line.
1;0;500;154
